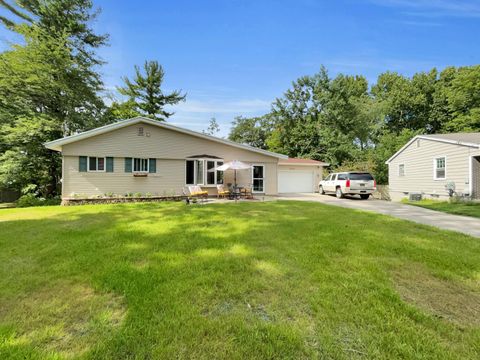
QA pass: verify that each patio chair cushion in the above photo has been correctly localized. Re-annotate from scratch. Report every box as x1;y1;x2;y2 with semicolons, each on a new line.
188;186;208;196
216;185;230;195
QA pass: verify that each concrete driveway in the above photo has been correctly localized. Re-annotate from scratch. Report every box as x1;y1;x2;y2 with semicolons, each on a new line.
278;193;480;238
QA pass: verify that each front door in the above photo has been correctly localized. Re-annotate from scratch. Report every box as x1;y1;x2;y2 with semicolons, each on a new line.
252;165;265;193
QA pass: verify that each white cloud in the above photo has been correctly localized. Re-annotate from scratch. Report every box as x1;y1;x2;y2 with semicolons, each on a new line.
367;0;480;18
173;98;271;114
166;97;272;137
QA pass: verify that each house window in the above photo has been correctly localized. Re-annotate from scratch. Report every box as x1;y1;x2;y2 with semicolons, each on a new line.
186;160;195;184
196;160;204;185
186;159;224;186
88;157;105;172
434;157;446;180
399;164;405;177
216;161;224;184
252;165;265;192
206;161;215;185
137;127;144;136
133;158;149;172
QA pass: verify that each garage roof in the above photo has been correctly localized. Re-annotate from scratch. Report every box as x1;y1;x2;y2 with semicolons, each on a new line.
279;158;329;166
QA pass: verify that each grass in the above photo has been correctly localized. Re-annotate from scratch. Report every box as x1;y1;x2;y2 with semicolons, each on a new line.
404;199;480;218
0;201;479;359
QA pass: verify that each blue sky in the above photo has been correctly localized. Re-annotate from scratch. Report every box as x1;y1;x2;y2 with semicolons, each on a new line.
1;0;479;136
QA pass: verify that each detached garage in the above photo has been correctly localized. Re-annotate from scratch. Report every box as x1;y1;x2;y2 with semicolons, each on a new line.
278;158;328;193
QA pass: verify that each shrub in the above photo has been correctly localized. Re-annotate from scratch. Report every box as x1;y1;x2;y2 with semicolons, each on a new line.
16;194;61;208
450;195;476;205
133;192;143;198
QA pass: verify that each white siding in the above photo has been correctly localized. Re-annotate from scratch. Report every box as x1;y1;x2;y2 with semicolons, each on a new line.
388;138;480;201
61;123;279;198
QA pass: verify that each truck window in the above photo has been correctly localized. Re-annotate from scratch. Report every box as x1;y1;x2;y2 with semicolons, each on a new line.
349;173;374;181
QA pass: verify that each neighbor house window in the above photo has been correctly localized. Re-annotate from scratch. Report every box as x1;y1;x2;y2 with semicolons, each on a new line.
186;159;224;186
399;164;405;177
88;157;105;172
434;157;446;180
252;165;265;192
133;158;149;172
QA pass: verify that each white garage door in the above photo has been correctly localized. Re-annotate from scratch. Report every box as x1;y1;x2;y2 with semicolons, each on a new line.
278;170;314;193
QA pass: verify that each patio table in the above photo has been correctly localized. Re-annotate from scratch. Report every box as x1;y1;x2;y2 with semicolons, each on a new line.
229;186;243;200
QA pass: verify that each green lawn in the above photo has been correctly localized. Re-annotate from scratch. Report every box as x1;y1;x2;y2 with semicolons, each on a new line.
1;201;479;359
404;199;480;219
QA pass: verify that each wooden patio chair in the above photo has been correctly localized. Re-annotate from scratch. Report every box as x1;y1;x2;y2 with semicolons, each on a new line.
240;186;254;199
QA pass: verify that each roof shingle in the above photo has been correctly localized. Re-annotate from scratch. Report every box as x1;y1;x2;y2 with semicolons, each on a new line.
422;133;480;145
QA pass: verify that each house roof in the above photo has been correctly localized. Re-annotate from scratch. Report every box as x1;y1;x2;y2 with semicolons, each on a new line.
44;117;288;159
385;132;480;164
279;158;329;166
421;133;480;144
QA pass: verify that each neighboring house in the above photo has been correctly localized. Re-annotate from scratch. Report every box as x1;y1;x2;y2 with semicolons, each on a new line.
45;117;328;199
386;133;480;201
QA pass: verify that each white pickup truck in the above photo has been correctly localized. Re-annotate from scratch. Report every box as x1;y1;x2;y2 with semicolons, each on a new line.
319;172;376;199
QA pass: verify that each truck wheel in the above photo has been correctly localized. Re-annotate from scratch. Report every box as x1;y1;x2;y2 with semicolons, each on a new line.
319;185;325;194
360;194;370;200
336;187;344;199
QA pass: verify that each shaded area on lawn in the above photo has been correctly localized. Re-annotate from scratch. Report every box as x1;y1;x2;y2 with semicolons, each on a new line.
0;201;479;359
404;199;480;219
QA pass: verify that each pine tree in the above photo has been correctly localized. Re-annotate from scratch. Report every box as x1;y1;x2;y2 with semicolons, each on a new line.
118;60;186;120
0;0;109;196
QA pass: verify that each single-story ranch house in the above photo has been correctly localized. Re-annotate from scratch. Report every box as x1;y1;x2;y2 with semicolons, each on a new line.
386;133;480;201
45;117;327;199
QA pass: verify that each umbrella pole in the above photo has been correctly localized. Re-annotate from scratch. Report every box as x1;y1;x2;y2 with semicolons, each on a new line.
234;169;237;203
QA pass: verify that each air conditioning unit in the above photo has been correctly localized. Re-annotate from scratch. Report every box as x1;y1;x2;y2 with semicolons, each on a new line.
408;192;422;201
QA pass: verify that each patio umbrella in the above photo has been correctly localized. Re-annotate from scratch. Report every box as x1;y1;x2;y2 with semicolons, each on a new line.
210;160;252;200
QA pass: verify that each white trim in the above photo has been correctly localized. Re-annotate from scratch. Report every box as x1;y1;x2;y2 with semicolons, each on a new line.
278;161;329;167
185;159;202;186
205;159;224;187
44;117;287;159
87;156;106;172
433;155;447;181
469;155;474;197
278;163;324;168
252;164;265;193
133;157;149;173
386;135;480;164
185;158;224;187
61;156;65;197
398;163;405;177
